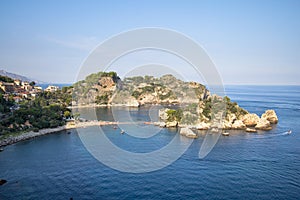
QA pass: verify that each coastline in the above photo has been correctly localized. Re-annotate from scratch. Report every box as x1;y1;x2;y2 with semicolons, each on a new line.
0;126;68;148
0;121;124;148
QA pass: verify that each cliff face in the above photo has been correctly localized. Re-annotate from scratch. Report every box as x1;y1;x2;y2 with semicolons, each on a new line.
73;73;210;107
73;72;121;105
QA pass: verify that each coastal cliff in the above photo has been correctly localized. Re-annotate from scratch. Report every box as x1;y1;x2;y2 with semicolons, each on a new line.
73;72;210;107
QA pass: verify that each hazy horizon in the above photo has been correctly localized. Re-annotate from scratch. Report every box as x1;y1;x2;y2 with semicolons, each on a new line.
1;0;299;85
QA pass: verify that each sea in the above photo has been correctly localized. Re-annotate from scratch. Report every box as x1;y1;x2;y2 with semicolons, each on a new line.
0;85;299;200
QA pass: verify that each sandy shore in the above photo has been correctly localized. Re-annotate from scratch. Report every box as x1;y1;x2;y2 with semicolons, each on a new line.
0;120;136;148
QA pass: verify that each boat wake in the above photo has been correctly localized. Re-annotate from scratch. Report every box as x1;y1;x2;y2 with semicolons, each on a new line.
252;130;292;139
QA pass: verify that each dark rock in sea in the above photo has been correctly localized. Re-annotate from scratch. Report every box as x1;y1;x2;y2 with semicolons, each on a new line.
0;179;7;185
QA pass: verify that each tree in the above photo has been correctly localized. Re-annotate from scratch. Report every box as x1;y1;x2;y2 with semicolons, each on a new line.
29;81;36;86
64;110;71;118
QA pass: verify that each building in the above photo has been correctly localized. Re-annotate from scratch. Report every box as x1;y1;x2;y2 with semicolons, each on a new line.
45;85;59;92
0;81;15;93
13;96;22;103
14;79;21;86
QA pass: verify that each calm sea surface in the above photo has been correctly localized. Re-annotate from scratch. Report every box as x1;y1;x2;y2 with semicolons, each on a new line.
0;86;300;199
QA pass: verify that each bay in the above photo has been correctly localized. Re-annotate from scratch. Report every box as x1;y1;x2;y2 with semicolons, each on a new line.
0;86;300;200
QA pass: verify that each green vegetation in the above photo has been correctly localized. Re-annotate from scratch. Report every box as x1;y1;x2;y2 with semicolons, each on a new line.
202;99;212;119
0;75;14;83
158;90;174;100
75;71;119;88
181;113;198;125
73;71;119;102
131;91;141;99
166;109;183;122
184;103;198;114
0;90;72;136
0;94;14;114
95;93;110;104
223;96;248;118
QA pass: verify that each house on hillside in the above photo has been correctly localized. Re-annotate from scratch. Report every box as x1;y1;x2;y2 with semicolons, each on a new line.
0;81;15;93
21;81;32;91
45;85;59;92
14;79;21;86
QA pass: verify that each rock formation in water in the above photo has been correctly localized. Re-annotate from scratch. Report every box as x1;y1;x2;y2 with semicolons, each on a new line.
72;71;278;133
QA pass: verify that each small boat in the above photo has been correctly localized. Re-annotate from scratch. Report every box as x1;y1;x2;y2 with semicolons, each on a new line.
120;130;125;134
0;148;3;152
113;126;118;129
287;130;292;134
222;132;230;136
211;128;219;133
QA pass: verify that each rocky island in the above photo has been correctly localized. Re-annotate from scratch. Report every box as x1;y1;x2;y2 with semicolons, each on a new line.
72;71;279;135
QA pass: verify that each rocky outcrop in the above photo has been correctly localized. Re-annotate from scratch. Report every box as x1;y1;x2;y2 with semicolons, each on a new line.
242;113;260;127
180;128;198;139
0;179;7;185
255;119;272;130
195;122;210;130
231;120;246;129
159;108;169;121
73;72;279;135
261;110;278;124
246;128;257;133
222;120;232;129
166;121;178;127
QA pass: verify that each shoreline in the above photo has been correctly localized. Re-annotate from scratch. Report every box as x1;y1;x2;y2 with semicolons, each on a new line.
0;119;277;148
0;121;126;148
0;120;158;148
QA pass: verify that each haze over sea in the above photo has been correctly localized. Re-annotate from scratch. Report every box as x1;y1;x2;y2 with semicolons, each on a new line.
0;85;299;200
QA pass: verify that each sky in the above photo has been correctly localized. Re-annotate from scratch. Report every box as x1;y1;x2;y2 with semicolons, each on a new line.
0;0;299;85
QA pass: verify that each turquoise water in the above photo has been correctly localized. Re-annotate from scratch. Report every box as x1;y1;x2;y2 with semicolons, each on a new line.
0;86;300;199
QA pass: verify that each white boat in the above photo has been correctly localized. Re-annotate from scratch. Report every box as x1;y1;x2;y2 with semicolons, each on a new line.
222;132;230;136
287;130;292;134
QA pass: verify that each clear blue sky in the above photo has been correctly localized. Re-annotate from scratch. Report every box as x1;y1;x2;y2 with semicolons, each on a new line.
0;0;299;84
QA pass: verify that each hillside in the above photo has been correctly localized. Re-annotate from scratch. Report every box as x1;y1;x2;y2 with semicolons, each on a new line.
73;72;210;107
0;69;43;83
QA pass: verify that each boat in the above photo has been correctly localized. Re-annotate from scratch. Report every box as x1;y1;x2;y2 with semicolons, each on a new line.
0;148;3;152
287;130;292;134
222;132;230;136
121;130;125;134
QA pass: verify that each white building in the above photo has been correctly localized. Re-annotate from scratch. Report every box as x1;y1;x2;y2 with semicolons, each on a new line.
45;85;59;92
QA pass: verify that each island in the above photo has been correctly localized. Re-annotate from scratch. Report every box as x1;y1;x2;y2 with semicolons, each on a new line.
0;71;279;146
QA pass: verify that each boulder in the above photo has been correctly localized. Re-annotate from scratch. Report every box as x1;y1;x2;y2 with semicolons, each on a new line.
261;110;278;124
180;128;198;139
159;109;169;121
255;119;272;130
0;179;7;185
232;120;246;129
246;128;257;133
166;121;178;127
222;120;232;129
127;99;140;107
242;113;260;127
159;122;166;127
195;122;210;130
227;113;237;124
